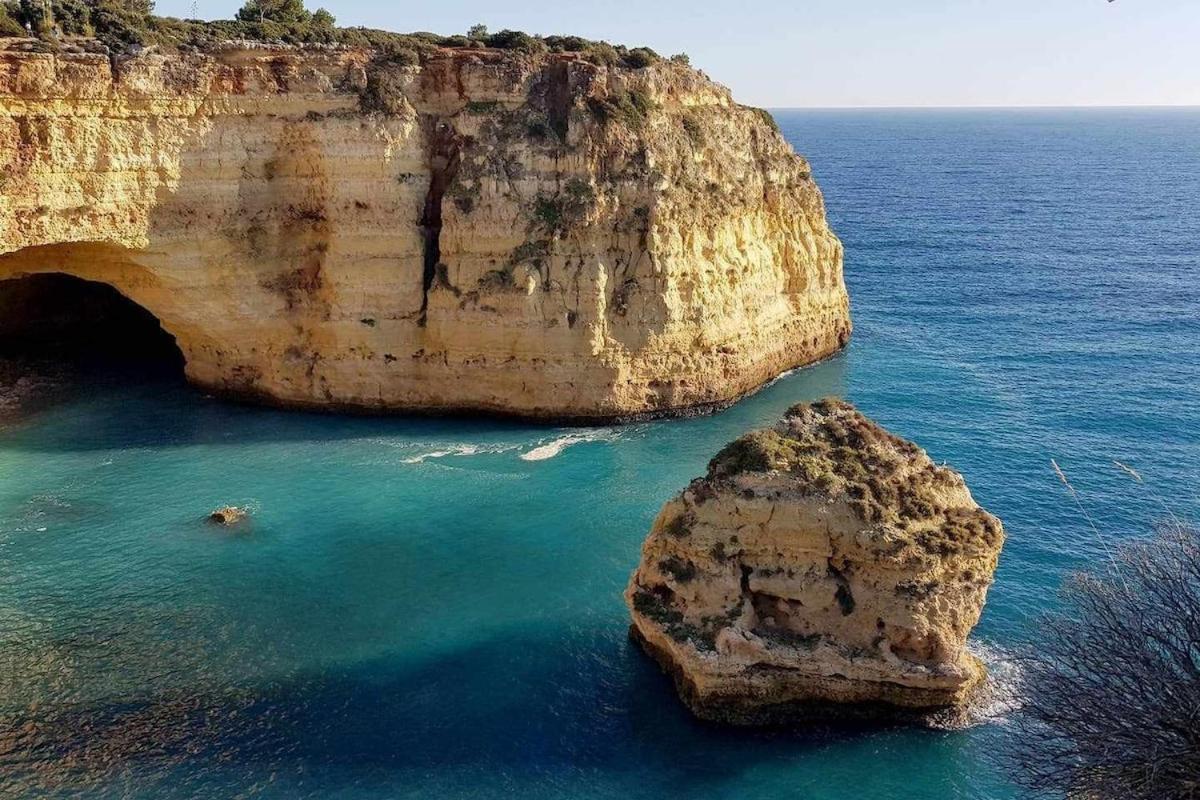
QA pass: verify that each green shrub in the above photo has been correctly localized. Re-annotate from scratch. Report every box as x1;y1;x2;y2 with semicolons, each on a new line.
708;429;797;477
533;196;563;232
47;0;93;36
0;1;27;35
236;0;310;26
360;61;411;113
622;46;658;68
484;28;546;54
532;178;596;236
588;88;656;129
543;34;589;52
35;0;158;50
335;27;431;53
747;106;780;133
658;556;697;583
374;38;420;65
662;511;692;538
583;41;620;67
5;0;677;70
305;6;334;41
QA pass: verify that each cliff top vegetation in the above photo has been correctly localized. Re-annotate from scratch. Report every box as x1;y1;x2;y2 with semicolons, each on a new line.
0;0;680;69
706;399;1004;557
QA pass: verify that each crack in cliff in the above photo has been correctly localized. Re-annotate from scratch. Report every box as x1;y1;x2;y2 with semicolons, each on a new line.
827;559;856;616
418;119;464;327
545;60;572;142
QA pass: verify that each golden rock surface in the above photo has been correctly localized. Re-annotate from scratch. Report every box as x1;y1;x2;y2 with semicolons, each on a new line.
0;45;849;420
627;400;1005;723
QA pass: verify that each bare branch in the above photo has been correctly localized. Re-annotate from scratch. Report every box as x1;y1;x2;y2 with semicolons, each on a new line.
1002;522;1200;799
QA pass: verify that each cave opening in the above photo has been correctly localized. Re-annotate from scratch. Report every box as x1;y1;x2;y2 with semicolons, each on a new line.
0;272;185;379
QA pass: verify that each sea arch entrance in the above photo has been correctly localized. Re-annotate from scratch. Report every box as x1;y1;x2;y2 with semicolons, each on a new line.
0;243;187;378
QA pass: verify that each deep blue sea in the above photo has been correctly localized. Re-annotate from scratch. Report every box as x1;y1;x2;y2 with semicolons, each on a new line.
2;109;1198;799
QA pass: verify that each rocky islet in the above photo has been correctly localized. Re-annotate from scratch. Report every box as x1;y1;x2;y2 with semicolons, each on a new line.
626;400;1005;724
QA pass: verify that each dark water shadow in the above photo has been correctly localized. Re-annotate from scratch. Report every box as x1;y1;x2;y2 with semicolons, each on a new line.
0;378;557;453
0;623;904;798
0;352;852;455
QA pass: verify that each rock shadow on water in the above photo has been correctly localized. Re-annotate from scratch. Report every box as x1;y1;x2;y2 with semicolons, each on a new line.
0;625;930;798
0;350;852;457
0;386;557;454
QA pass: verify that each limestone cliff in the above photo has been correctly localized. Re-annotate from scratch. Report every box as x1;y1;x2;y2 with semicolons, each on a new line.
0;41;850;421
626;400;1004;723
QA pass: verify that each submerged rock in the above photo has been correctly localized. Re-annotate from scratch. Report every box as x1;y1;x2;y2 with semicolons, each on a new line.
0;357;70;425
625;399;1004;724
207;506;248;527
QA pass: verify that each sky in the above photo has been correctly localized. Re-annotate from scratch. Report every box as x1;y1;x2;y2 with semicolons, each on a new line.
154;0;1200;108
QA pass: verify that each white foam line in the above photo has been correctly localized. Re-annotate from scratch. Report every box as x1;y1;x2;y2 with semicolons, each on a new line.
373;429;621;465
393;441;527;464
956;640;1025;728
519;431;618;461
401;444;484;464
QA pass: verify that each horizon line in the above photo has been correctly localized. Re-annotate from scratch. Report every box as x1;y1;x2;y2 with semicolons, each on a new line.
763;103;1200;111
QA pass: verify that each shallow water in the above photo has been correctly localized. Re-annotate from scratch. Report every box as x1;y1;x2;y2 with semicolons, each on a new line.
2;109;1198;799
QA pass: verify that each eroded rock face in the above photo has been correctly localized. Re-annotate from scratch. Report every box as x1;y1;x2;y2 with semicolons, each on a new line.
625;400;1004;723
0;43;849;421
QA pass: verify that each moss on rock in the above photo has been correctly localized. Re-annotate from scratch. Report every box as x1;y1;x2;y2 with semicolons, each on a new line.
706;399;1003;557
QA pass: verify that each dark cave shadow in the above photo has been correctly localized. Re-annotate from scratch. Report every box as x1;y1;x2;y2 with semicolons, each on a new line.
0;352;851;455
2;625;907;796
0;376;561;453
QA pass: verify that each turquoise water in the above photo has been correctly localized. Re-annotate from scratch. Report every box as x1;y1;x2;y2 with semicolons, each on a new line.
2;109;1199;798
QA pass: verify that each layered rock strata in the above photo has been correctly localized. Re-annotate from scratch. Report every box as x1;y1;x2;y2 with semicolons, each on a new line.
626;400;1004;723
0;42;849;420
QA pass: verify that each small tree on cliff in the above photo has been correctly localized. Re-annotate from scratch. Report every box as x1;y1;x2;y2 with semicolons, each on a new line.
236;0;309;25
1004;522;1200;799
310;6;333;29
10;0;156;48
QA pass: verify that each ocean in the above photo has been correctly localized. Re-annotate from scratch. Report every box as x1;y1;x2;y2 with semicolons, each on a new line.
1;108;1198;799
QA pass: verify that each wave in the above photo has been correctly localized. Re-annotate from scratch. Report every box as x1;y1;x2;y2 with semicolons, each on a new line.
927;640;1024;730
373;429;621;465
519;431;618;461
400;443;517;464
969;640;1025;725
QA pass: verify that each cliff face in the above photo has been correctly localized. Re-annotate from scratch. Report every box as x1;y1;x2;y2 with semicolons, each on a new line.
0;43;850;420
626;400;1004;723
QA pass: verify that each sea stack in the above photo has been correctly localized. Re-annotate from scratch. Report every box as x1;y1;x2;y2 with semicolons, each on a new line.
626;399;1004;724
0;43;850;421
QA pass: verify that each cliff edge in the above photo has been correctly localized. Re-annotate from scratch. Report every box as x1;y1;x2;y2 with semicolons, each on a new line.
626;400;1004;723
0;41;850;421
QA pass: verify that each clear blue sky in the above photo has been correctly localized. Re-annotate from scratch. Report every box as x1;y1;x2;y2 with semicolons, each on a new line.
156;0;1200;108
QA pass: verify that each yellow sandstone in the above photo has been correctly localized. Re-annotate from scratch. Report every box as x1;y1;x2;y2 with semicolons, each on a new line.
0;44;850;420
